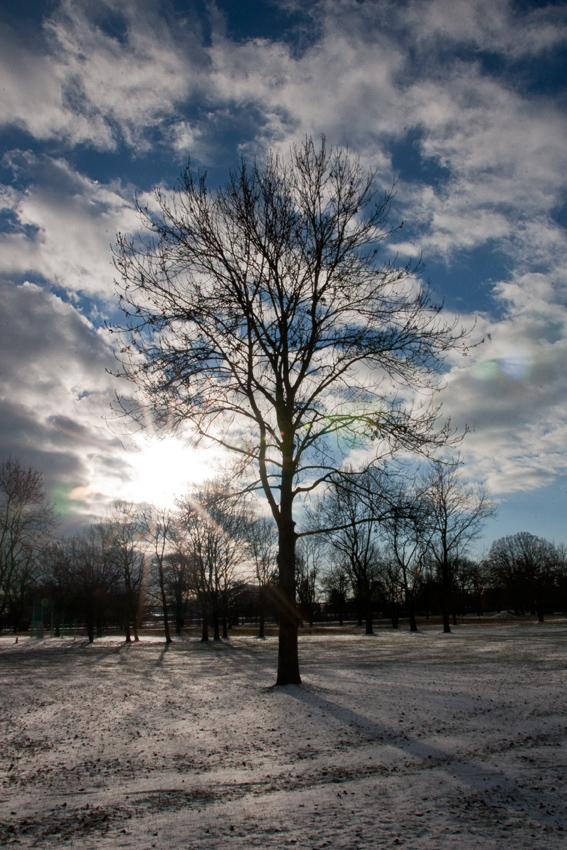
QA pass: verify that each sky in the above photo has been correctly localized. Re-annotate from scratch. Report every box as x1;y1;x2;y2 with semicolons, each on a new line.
0;0;566;547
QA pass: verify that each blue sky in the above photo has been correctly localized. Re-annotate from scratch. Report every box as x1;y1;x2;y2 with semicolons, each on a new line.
0;0;566;548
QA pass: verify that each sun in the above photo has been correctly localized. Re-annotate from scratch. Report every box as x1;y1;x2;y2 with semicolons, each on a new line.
124;436;211;507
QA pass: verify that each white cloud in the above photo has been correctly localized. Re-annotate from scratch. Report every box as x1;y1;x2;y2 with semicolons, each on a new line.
0;0;208;151
399;0;567;57
1;0;566;510
0;280;129;513
440;289;567;494
0;153;139;297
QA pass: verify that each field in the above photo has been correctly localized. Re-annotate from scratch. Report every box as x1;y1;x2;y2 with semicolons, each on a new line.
1;624;566;849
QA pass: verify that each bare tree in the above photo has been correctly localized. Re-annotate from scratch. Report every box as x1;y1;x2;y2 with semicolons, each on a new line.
9;544;39;632
177;477;251;641
320;558;350;626
42;540;73;635
68;524;120;643
113;138;467;684
377;553;403;629
421;460;495;633
487;532;559;621
163;550;192;635
379;480;429;632
248;516;278;638
554;544;567;616
0;460;56;629
108;502;147;642
138;504;176;643
295;536;322;628
318;474;383;634
453;555;487;617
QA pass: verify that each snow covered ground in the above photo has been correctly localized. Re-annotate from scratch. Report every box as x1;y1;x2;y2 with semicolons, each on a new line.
1;624;566;849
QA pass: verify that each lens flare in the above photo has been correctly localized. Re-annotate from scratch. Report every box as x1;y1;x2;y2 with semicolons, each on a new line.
500;345;530;380
473;344;531;382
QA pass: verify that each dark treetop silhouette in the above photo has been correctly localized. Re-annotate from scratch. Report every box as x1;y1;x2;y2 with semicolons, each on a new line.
112;138;467;684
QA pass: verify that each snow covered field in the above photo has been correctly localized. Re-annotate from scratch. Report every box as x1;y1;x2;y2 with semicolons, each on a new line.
1;624;566;849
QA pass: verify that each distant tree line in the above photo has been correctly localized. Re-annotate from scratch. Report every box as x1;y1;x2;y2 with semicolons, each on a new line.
1;457;566;640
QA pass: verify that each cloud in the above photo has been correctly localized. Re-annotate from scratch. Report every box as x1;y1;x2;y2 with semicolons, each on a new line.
0;0;208;151
440;287;567;494
0;0;566;514
398;0;567;57
0;152;139;297
0;279;136;514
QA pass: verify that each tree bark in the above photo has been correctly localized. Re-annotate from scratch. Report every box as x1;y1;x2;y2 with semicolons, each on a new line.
441;559;451;633
201;613;209;642
365;598;374;635
406;589;418;632
276;512;301;685
158;567;172;644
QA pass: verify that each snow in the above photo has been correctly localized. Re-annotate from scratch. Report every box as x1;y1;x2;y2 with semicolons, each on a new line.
1;624;566;848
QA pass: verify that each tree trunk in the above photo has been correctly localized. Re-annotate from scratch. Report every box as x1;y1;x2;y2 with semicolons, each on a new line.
201;613;209;642
132;600;140;641
175;596;185;635
406;589;418;632
86;618;95;643
213;609;220;641
441;560;451;633
365;598;374;635
157;560;172;644
258;611;265;638
275;497;301;685
441;602;451;633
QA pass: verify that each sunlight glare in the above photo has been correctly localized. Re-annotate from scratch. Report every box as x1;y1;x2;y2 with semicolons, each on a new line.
125;437;210;507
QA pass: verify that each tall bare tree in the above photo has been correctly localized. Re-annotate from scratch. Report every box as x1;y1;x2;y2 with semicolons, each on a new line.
138;504;176;643
487;532;559;621
317;473;384;634
108;502;147;642
164;550;192;635
177;477;250;641
421;460;494;633
295;536;322;628
248;516;277;638
113;138;467;683
68;523;119;643
320;558;350;626
0;460;55;629
379;479;430;632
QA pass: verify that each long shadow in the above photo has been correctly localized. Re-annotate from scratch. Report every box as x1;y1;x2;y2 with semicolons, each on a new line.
154;643;172;666
282;683;563;830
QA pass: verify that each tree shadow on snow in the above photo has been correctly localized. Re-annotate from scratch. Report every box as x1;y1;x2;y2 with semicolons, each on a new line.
281;683;562;832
